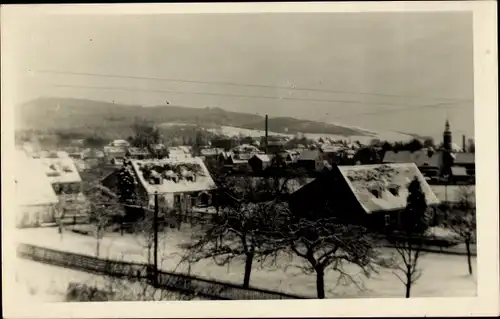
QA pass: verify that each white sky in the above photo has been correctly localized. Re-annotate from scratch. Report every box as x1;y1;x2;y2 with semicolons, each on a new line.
2;10;474;140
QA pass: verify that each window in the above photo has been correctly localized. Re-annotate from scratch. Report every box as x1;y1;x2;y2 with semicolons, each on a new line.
384;214;390;226
389;187;399;196
370;189;380;198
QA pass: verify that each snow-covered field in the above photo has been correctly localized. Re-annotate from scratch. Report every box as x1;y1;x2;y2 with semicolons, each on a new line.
162;122;414;144
13;257;201;302
15;227;477;299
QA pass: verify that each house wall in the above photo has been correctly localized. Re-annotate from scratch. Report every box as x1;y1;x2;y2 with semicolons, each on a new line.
17;205;56;228
297;160;316;171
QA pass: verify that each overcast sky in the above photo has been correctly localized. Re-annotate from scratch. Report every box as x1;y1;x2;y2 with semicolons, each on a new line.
3;10;474;140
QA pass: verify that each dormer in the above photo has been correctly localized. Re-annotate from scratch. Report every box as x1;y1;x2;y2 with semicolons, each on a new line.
370;188;380;198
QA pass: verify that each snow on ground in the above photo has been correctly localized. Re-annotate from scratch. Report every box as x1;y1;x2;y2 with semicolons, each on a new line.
16;227;477;299
14;258;201;302
13;258;103;302
162;122;414;144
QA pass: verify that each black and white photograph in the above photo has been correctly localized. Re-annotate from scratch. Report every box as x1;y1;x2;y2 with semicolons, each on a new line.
1;2;498;318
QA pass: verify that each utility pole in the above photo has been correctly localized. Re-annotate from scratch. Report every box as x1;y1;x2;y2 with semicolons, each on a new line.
265;114;269;154
153;191;159;286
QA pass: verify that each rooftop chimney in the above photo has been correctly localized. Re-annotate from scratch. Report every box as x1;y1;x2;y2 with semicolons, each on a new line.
462;135;466;152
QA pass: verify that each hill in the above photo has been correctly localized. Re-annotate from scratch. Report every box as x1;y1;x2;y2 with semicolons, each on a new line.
15;97;369;138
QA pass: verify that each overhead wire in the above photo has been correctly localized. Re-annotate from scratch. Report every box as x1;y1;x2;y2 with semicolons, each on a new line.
34;69;472;103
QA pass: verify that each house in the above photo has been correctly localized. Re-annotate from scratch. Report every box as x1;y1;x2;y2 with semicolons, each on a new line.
289;163;440;232
15;150;59;227
103;157;217;214
200;147;225;160
168;147;193;160
126;147;150;160
430;185;475;205
129;157;216;212
248;154;275;172
37;151;87;216
80;148;105;168
104;146;127;165
453;153;475;176
110;139;130;148
81;148;105;160
224;154;251;172
383;149;442;179
296;149;325;171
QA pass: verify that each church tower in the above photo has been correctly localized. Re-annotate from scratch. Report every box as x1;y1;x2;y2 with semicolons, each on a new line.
443;119;452;151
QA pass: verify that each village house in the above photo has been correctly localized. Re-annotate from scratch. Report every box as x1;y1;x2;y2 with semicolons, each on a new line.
200;147;225;160
248;154;275;173
102;157;217;215
383;149;442;180
126;147;151;160
104;145;127;165
452;152;475;177
109;139;131;148
288;163;441;232
167;146;193;160
15;150;59;227
224;153;252;172
81;148;106;168
36;150;88;220
296;149;327;172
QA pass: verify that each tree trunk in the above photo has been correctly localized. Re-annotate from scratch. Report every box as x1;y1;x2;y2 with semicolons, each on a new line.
243;251;254;288
96;239;100;258
315;267;325;299
405;273;412;298
96;226;101;257
465;239;473;275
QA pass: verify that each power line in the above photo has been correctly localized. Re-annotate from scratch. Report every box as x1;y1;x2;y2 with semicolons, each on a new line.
49;83;468;109
328;100;470;120
35;69;472;103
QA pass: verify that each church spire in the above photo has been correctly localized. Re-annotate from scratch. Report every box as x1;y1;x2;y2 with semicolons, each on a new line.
445;119;451;132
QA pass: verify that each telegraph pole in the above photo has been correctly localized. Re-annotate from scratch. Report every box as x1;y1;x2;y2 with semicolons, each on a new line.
153;191;159;286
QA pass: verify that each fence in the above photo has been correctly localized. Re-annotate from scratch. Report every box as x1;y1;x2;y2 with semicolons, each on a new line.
17;243;307;300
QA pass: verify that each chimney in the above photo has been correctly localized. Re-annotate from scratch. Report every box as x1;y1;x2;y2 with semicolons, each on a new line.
462;135;466;152
265;114;269;154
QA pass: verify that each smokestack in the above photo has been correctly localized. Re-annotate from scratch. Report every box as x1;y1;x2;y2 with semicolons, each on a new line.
462;135;466;152
265;114;269;154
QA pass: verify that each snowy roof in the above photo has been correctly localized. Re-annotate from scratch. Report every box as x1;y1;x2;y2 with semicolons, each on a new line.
298;149;321;161
129;157;216;194
451;166;468;176
231;144;260;153
104;146;127;157
251;154;274;163
110;139;130;147
15;150;59;207
81;148;105;159
383;150;441;167
338;163;440;214
127;147;150;156
200;148;224;156
454;153;475;165
320;145;342;153
38;153;82;184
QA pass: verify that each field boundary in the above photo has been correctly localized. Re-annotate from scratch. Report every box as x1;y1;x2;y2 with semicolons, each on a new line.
17;243;309;300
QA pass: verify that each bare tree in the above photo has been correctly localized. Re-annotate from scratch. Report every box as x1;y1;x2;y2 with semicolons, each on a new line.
263;205;384;299
446;185;476;275
86;185;125;258
390;177;430;298
184;174;289;289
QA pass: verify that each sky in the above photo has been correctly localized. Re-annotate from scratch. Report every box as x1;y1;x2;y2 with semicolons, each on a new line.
2;10;475;140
